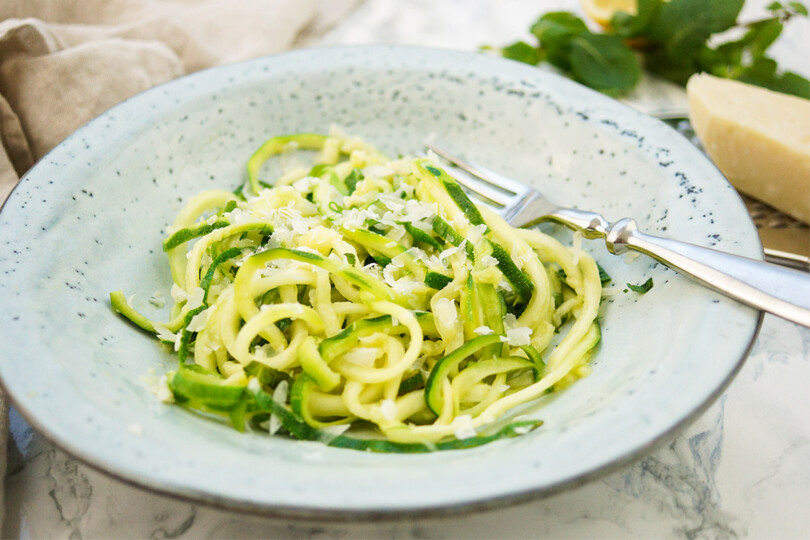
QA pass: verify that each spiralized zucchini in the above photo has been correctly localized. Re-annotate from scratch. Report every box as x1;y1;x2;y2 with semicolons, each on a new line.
111;132;603;452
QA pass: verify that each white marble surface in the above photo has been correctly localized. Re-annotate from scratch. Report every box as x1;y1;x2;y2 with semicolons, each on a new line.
5;1;810;538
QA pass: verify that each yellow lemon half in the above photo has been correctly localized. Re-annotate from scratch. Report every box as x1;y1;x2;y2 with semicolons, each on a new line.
581;0;637;27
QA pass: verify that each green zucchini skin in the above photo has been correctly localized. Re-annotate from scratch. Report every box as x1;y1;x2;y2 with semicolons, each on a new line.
251;384;543;453
247;133;327;194
424;334;504;416
424;271;453;290
163;220;229;251
489;241;535;303
241;247;409;306
165;367;544;452
110;290;156;333
417;161;487;229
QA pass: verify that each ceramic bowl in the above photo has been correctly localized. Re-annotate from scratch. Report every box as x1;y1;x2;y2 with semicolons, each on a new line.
0;45;761;517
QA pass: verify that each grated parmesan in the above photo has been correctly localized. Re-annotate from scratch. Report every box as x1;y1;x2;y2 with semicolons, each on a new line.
185;287;206;310
186;309;210;332
156;374;174;403
433;297;458;327
380;399;398;421
451;415;477;440
154;324;177;344
269;380;289;435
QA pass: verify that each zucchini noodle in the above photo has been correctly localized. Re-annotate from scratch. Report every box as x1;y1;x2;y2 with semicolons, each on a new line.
111;131;604;452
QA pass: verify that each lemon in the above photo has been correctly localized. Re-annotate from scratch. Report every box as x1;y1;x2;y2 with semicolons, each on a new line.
581;0;637;27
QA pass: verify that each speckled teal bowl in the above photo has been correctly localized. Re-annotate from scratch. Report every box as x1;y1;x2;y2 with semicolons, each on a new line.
0;45;761;518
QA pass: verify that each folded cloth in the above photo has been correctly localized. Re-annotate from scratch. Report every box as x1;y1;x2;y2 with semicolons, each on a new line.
0;0;360;532
0;0;361;202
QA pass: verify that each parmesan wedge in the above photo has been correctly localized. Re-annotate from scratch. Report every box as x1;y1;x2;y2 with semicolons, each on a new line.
686;73;810;224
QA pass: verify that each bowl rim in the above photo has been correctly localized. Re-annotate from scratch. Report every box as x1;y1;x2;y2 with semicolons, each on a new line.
0;43;764;519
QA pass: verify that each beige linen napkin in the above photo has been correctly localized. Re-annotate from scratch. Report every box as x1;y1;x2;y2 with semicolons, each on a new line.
0;0;360;200
0;0;360;529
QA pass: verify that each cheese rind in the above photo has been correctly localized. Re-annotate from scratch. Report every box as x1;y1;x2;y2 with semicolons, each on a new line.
686;73;810;224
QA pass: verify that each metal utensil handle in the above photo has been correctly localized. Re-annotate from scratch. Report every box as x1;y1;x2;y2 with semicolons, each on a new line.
605;218;810;328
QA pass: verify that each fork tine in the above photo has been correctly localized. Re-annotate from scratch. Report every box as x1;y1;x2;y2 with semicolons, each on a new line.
425;143;531;197
429;158;512;208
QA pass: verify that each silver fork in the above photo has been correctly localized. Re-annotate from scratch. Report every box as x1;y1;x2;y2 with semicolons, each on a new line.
425;143;810;329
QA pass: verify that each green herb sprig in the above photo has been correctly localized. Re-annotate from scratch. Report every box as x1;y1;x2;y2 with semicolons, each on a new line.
626;277;654;294
495;0;809;98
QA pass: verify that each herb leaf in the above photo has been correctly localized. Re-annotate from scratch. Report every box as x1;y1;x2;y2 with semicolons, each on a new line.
790;2;809;15
597;263;612;285
501;41;541;65
494;0;809;98
626;277;654;294
530;11;590;70
648;0;744;55
569;33;641;94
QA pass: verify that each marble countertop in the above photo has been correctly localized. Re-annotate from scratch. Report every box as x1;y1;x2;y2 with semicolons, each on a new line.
5;1;810;538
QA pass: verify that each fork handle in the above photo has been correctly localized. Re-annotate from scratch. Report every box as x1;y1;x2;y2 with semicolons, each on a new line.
602;217;810;327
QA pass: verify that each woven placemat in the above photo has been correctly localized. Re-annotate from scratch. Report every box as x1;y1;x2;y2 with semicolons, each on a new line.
745;196;810;258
